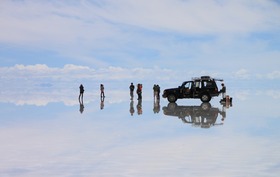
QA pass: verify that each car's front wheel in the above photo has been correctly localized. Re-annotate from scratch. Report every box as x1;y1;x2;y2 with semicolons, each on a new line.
167;94;177;103
200;93;211;102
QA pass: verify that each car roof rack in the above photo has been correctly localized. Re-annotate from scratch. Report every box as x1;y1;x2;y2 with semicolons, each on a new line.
192;76;223;82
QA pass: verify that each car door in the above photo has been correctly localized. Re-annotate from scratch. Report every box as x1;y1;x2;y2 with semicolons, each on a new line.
181;81;193;98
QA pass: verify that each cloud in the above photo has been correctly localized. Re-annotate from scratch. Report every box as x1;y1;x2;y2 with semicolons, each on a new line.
267;70;280;79
1;0;280;70
0;64;175;106
2;0;279;44
0;64;279;106
98;0;280;34
233;69;250;79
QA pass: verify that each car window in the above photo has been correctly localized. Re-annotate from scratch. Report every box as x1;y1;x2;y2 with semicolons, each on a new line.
185;82;192;89
195;81;200;88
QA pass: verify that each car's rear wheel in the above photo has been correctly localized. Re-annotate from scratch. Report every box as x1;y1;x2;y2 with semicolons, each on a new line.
200;93;211;102
167;94;177;103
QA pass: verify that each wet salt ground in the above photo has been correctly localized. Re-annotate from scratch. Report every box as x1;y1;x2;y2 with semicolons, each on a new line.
0;92;280;177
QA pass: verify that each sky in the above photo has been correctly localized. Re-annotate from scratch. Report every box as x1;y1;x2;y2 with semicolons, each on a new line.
1;2;280;176
1;0;280;106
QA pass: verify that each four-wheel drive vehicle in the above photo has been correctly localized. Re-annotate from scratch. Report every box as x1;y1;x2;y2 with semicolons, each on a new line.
162;76;223;103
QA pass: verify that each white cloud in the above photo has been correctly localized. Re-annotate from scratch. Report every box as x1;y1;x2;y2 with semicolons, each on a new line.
94;0;280;34
1;0;279;44
0;64;279;106
1;0;280;70
267;70;280;79
233;69;250;79
0;64;174;106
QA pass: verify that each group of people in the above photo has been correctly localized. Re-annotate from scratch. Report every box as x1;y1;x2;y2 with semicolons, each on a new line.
153;84;161;100
129;83;160;101
80;82;161;103
129;83;145;100
79;84;105;103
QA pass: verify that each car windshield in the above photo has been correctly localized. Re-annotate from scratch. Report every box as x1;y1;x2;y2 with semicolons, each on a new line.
182;81;192;88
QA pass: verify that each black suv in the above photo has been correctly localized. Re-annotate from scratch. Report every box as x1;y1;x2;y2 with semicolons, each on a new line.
162;76;223;103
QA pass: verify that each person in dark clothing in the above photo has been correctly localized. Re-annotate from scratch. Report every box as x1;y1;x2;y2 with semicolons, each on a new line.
129;83;135;100
136;83;142;100
156;84;160;100
153;84;161;100
220;83;226;98
100;84;105;98
79;84;84;104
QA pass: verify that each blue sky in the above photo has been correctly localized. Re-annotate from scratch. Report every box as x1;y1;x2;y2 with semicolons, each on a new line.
1;0;280;103
1;3;280;175
1;0;280;71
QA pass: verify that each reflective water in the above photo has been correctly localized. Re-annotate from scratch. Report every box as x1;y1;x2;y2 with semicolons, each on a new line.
0;88;280;177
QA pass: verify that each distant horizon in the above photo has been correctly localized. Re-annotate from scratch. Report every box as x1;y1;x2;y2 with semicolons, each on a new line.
1;0;280;106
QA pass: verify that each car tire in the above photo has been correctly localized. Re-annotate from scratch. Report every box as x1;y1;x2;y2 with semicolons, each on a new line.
167;94;177;103
200;93;211;102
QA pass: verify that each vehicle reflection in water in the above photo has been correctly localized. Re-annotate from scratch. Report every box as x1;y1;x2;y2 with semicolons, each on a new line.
162;103;228;128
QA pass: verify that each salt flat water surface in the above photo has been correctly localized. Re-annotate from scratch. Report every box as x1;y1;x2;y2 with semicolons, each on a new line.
0;83;279;177
1;1;280;176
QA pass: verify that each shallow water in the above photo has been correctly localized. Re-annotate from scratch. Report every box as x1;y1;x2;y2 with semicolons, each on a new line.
0;88;280;177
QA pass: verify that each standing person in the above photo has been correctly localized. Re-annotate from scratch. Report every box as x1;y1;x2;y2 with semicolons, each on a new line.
100;84;105;98
156;84;160;100
220;83;226;99
129;83;135;100
137;83;142;100
79;84;84;104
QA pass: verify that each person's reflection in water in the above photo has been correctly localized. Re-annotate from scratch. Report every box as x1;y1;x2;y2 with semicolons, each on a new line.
129;100;135;116
137;99;142;115
100;96;104;110
153;98;160;113
79;101;84;114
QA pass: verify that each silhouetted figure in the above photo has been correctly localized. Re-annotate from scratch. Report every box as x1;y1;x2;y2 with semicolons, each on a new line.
137;83;142;100
129;83;135;100
79;84;84;104
220;83;226;98
137;99;142;115
153;84;161;100
129;100;135;116
156;85;160;99
100;96;104;110
100;84;105;98
79;102;84;114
